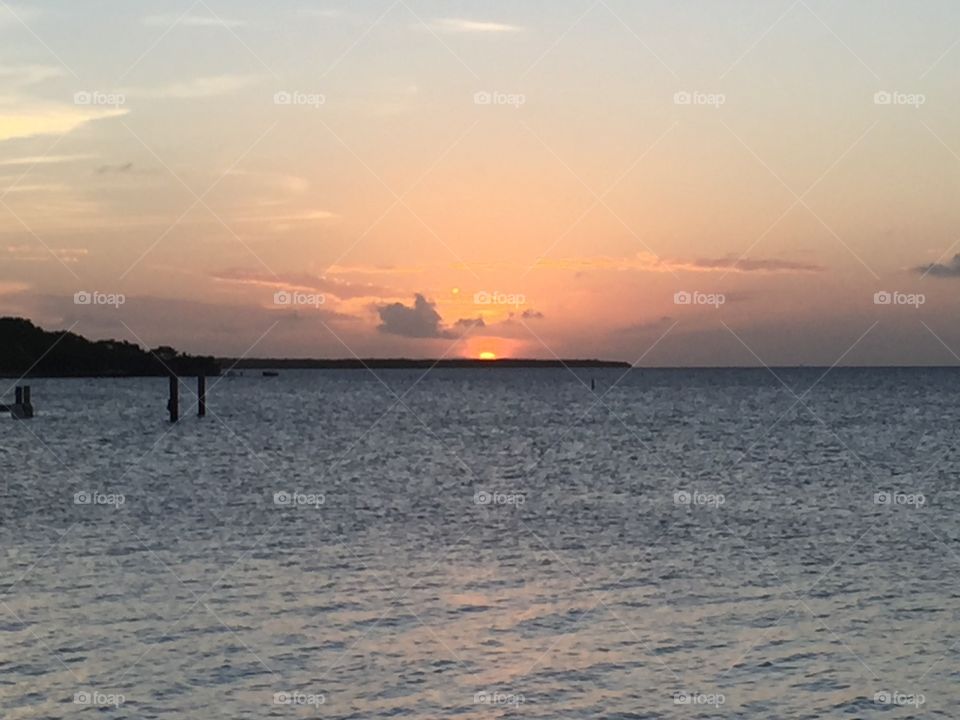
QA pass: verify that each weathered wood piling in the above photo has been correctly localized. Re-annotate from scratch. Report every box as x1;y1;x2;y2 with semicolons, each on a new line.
168;375;179;422
3;385;34;418
167;375;208;422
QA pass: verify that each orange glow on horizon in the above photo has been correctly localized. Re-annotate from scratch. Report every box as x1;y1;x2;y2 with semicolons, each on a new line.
478;351;497;360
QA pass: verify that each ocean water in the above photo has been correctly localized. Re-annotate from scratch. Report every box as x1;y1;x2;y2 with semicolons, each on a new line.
1;367;958;718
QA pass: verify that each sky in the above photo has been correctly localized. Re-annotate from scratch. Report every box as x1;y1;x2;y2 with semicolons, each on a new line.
2;0;960;365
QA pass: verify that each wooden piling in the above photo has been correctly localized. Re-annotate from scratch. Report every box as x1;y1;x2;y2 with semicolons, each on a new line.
10;385;33;419
168;375;179;422
21;386;32;417
198;375;206;417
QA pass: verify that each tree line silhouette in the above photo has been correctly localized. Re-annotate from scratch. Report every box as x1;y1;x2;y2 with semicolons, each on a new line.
0;318;219;377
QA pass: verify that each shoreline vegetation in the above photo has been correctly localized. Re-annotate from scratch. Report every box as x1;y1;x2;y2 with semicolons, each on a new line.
0;317;630;378
0;317;219;378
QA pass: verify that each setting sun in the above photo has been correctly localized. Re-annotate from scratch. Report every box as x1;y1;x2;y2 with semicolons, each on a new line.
478;351;497;361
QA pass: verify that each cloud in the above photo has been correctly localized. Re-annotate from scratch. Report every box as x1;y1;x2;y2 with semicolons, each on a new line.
377;293;449;338
0;65;63;88
376;294;487;338
521;309;544;320
299;8;345;19
0;183;68;193
125;74;262;100
227;168;310;194
325;263;426;276
211;268;393;300
0;153;95;166
0;102;127;142
686;257;824;273
236;209;339;231
454;317;485;329
427;18;521;33
6;245;87;263
913;254;960;278
94;161;134;175
143;13;246;28
536;252;824;274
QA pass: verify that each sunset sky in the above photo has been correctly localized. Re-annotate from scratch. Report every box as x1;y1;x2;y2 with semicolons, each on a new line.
3;0;960;364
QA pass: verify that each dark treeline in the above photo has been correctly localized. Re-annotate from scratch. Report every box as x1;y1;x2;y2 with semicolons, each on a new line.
0;318;220;377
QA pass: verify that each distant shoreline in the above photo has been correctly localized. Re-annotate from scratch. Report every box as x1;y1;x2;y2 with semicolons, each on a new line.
221;358;632;370
6;364;960;378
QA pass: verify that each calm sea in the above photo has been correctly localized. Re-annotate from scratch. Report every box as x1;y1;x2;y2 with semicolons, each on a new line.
1;368;957;718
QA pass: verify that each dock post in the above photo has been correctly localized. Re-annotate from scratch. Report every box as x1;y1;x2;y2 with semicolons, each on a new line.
10;385;33;419
197;375;206;417
21;386;32;418
168;375;179;422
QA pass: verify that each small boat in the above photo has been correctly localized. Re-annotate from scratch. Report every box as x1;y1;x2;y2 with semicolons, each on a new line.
262;371;279;377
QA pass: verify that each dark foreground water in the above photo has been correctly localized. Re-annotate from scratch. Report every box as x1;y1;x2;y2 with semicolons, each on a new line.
1;367;958;718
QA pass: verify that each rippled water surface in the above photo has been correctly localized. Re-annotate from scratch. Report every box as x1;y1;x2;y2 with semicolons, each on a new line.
2;368;959;718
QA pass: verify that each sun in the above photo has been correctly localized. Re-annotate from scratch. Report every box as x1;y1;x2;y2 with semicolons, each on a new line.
478;351;497;361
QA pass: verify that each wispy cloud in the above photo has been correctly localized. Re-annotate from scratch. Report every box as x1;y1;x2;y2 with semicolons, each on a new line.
0;153;95;166
94;162;134;175
427;18;522;34
0;65;63;88
235;208;339;232
326;263;426;276
143;13;246;28
299;8;344;19
1;183;68;193
125;74;262;99
239;210;338;223
536;252;824;274
7;245;87;263
0;102;127;142
211;268;394;300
